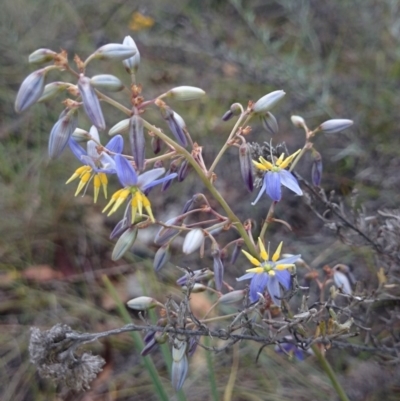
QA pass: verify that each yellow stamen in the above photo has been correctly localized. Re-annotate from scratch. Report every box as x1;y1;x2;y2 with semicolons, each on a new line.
99;173;108;199
242;250;261;267
93;175;101;203
252;160;268;171
102;188;125;213
109;188;130;215
142;194;154;222
246;267;264;274
275;263;294;270
272;241;283;262
279;149;301;169
75;171;91;196
66;165;90;184
257;237;268;261
275;153;285;166
268;270;276;276
259;156;273;169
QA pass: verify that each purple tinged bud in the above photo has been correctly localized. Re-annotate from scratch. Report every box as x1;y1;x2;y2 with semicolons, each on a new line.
129;115;145;171
122;36;140;73
38;82;69;102
109;217;130;240
161;107;188;147
222;110;234;121
109;118;130;136
252;90;285;114
141;337;158;356
176;269;213;286
161;162;178;192
153;244;170;272
48;110;78;159
319;119;353;134
93;43;137;61
171;355;188;391
78;75;105;130
239;143;254;192
230;241;243;265
212;249;224;291
261;112;279;135
181;197;194;214
15;69;46;113
111;227;138;261
90;74;124;92
126;296;157;310
311;151;323;187
167;86;205;101
188;337;198;356
151;136;162;154
177;159;190;182
28;48;57;64
182;229;204;254
154;217;183;246
218;290;245;305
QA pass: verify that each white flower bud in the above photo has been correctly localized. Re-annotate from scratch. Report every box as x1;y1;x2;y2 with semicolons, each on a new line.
90;74;124;92
28;48;57;64
182;283;207;293
108;118;130;136
319;119;353;134
252;90;285;114
182;229;204;254
172;339;187;362
167;86;205;101
38;82;69;102
218;290;245;305
111;227;138;261
71;128;90;142
171;355;188;391
122;36;140;73
291;115;306;128
126;296;157;310
93;43;137;61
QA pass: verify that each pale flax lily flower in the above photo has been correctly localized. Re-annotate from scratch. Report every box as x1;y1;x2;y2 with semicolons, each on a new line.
102;154;177;223
236;238;301;305
252;150;303;203
66;127;123;203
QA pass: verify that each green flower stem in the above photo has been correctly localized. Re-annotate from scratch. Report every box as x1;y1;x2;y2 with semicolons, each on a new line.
96;91;132;115
311;344;350;401
204;337;219;401
102;276;170;401
259;201;276;240
141;118;258;256
207;112;252;177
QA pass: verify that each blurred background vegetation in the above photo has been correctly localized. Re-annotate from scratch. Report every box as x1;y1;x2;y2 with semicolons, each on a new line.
1;0;400;400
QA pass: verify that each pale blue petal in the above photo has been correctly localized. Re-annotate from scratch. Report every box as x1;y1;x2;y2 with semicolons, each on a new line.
279;170;303;196
137;168;165;189
265;171;281;201
105;134;123;153
266;275;281;306
276;254;302;265
275;269;291;290
89;125;100;142
236;272;256;281
251;181;267;206
250;273;269;302
69;138;87;161
115;154;137;186
142;173;177;192
87;140;98;158
99;153;116;171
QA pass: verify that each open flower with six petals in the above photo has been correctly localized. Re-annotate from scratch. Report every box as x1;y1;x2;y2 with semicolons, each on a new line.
252;150;303;203
237;238;301;305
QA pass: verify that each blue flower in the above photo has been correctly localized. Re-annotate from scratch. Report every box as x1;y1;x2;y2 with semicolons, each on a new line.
252;150;303;203
102;154;177;223
66;126;123;202
275;336;305;361
236;238;301;306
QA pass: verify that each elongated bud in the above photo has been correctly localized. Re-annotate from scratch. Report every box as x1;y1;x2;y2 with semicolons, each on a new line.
122;36;140;73
151;136;162;154
172;339;187;362
333;270;352;295
38;82;69;102
182;283;207;293
109;118;130;136
176;269;214;286
261;112;279;135
48;110;78;159
222;103;242;121
141;337;158;356
212;248;224;291
129;115;145;171
171;355;188;391
154;217;183;246
181;197;194;214
90;74;124;92
311;150;323;187
291;115;306;129
177;159;190;182
71;128;90;142
127;296;157;310
78;75;105;130
28;48;57;64
160;106;188;147
92;43;137;61
230;240;243;265
252;90;285;114
182;228;204;254
239;143;254;192
161;162;178;192
218;290;245;304
167;86;205;101
319;119;353;134
111;227;138;261
153;244;170;272
15;69;46;113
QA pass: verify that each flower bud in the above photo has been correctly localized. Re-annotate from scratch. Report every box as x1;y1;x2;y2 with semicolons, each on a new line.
111;227;138;261
291;115;306;128
182;283;207;293
177;159;190;182
160;106;188;147
182;229;204;254
90;74;124;92
172;339;187;362
252;90;285;114
161;162;178;192
171;355;188;391
212;249;224;291
222;103;242;121
311;151;323;187
333;270;352;295
48;110;78;159
126;296;157;310
78;75;105;130
151;136;162;154
28;48;57;64
218;290;245;304
15;69;46;113
261;112;279;135
239;143;254;192
109;118;130;136
122;36;140;73
154;217;183;246
319;119;353;134
71;128;90;142
141;337;158;356
93;43;137;61
176;269;214;286
38;82;69;102
230;240;243;265
167;86;205;101
129;115;145;171
153;244;170;272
